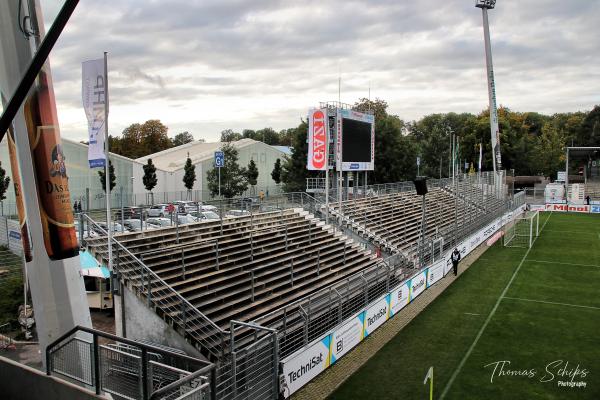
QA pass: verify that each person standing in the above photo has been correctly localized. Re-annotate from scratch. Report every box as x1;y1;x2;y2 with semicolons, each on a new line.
451;248;461;276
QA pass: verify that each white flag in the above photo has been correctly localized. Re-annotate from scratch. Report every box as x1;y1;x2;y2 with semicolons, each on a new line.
424;366;433;384
82;59;107;168
478;143;483;172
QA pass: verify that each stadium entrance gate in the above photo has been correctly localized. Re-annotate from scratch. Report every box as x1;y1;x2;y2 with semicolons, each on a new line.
216;321;279;400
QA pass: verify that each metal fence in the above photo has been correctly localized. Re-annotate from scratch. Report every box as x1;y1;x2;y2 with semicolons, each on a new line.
81;217;281;400
46;325;216;400
253;171;514;360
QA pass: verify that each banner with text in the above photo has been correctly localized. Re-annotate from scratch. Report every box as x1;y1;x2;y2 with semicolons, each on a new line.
363;294;391;337
82;58;107;168
331;312;365;364
282;335;331;397
307;108;328;170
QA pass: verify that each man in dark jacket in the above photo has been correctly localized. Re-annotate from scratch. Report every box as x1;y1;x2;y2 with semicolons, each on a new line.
451;248;461;276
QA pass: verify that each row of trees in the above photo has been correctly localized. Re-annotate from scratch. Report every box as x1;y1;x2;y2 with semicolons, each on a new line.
97;100;600;197
97;144;284;200
104;120;198;159
280;100;600;191
220;127;295;146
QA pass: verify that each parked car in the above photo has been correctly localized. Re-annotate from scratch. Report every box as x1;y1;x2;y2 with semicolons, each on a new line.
122;219;161;231
200;204;219;213
188;210;220;221
176;214;198;225
94;222;125;234
147;204;170;218
225;209;251;218
173;201;198;213
114;207;144;220
146;217;173;227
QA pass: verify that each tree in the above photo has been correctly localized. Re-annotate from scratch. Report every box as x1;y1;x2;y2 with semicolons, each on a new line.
271;158;282;184
246;159;259;194
142;120;172;155
172;131;194;147
281;120;309;192
0;162;11;202
143;159;158;204
220;129;243;142
206;143;248;198
98;160;116;193
183;154;196;197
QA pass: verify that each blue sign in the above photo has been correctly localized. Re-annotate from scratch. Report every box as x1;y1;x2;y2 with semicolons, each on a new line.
591;205;600;214
349;163;360;170
214;151;224;168
8;230;21;240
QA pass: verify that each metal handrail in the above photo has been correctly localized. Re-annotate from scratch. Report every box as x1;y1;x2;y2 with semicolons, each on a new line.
46;325;215;400
82;215;227;357
149;363;217;400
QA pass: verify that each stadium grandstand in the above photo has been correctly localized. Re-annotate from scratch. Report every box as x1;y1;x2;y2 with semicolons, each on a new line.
67;170;518;399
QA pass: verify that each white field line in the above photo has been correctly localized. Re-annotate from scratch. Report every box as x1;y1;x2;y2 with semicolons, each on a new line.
542;229;599;235
439;212;552;399
502;297;600;311
463;313;481;316
525;259;600;269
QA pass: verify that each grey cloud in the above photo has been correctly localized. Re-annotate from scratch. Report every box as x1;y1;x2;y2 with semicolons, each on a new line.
36;0;600;141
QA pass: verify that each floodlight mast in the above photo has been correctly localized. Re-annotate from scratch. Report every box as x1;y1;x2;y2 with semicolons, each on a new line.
476;0;502;181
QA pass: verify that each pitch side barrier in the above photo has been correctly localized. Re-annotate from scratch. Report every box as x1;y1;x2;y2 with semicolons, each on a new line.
277;203;527;398
529;203;600;213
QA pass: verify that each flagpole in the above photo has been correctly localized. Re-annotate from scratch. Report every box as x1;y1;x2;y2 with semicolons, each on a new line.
104;51;112;271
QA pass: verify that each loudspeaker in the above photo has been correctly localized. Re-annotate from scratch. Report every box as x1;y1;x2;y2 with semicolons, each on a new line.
413;177;428;196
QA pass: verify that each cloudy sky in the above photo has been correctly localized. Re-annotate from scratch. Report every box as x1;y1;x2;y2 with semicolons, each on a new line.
40;0;600;143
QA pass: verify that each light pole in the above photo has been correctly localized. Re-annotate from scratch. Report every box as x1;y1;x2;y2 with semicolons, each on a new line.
476;0;502;182
413;177;428;268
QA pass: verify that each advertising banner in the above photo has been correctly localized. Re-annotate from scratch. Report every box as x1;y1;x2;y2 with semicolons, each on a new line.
82;58;107;168
545;204;590;213
529;204;545;212
363;294;390;337
409;270;427;300
427;260;445;288
307;108;327;171
282;335;331;397
331;312;365;364
591;205;600;214
390;280;410;316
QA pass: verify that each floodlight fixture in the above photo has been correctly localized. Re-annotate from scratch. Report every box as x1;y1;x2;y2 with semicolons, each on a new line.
475;0;496;9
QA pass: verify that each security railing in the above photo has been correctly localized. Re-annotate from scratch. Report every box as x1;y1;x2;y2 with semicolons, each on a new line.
81;217;282;400
81;214;227;359
46;325;216;400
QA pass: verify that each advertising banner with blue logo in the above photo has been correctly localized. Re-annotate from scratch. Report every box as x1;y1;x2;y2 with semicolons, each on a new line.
592;205;600;214
389;281;410;316
427;260;445;287
409;270;427;300
282;335;331;397
330;312;365;364
363;294;391;337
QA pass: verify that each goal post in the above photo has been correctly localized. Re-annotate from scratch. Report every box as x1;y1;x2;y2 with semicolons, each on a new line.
504;210;539;248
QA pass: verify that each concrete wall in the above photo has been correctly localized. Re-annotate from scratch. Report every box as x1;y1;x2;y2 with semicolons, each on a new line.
0;356;102;400
115;286;206;361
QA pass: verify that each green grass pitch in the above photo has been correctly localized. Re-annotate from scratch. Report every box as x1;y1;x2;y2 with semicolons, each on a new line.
329;212;600;400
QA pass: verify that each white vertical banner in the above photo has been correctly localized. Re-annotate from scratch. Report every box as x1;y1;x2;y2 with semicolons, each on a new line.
307;108;327;170
82;59;107;168
478;143;483;172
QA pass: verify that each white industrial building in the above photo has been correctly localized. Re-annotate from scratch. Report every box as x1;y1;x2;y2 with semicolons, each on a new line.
0;137;287;212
